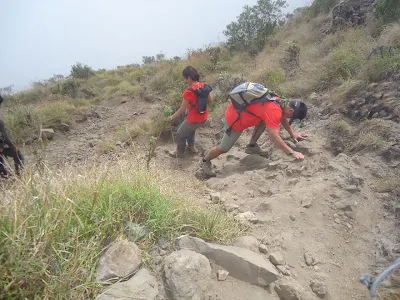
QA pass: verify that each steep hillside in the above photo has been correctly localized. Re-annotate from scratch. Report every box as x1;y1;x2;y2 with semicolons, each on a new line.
1;0;399;299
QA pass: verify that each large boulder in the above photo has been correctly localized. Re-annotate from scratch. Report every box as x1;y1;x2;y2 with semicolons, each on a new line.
331;0;375;29
96;240;142;282
164;249;212;300
177;235;279;286
97;268;158;300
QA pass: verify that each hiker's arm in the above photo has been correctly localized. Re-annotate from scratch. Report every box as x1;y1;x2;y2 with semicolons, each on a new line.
269;128;292;154
208;94;213;104
281;116;295;138
269;128;304;159
169;99;189;120
281;116;308;142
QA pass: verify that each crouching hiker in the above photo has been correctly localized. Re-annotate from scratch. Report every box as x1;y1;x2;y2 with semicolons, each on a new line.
168;66;212;157
0;95;24;178
199;82;308;176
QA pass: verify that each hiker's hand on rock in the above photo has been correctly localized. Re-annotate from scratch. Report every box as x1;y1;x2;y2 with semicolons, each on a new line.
292;132;308;142
293;151;305;160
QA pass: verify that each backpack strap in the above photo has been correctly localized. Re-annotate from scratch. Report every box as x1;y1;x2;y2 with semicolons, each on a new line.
226;106;260;136
186;87;197;112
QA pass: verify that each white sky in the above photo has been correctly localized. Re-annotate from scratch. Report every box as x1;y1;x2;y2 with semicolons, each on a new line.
0;0;310;90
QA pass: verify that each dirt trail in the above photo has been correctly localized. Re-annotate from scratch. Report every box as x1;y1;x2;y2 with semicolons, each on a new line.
34;97;395;299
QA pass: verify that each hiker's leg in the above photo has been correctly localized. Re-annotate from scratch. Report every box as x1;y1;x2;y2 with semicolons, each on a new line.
249;122;266;145
177;120;205;151
205;130;242;161
186;121;206;148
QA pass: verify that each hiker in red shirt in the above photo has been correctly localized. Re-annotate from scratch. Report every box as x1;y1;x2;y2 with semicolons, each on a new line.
169;66;212;157
200;84;308;176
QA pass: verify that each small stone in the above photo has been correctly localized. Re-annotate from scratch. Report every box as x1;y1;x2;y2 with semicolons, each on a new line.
288;178;300;185
345;223;352;229
330;193;340;199
304;252;317;266
344;185;360;193
275;277;305;300
217;270;229;281
277;265;291;276
334;200;353;211
310;279;328;298
210;192;221;203
289;215;296;221
57;123;70;132
41;128;55;140
345;211;356;219
224;203;240;212
269;252;284;266
89;141;95;147
259;244;268;254
302;200;312;208
334;218;341;224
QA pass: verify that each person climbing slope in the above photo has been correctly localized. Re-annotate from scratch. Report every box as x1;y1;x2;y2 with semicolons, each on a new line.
200;82;308;176
168;66;212;157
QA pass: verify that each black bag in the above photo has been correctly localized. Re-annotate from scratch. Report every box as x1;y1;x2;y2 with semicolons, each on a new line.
187;84;212;114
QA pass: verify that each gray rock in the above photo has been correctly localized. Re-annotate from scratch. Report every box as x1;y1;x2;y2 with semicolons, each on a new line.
57;123;70;132
334;200;353;211
301;200;312;208
164;249;212;300
96;240;142;282
269;252;284;266
259;244;269;254
97;268;158;300
217;270;229;281
310;279;328;298
124;222;149;242
177;235;279;286
277;265;292;276
289;215;296;221
234;236;259;253
224;203;240;213
41;128;55;140
344;185;360;193
274;277;305;300
257;201;272;212
331;0;375;29
304;252;317;266
210;191;221;203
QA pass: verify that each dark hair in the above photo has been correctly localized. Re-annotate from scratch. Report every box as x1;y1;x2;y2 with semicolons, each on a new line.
0;95;3;105
182;66;200;81
289;100;307;125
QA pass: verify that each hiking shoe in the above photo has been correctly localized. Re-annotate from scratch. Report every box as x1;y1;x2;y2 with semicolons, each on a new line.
199;159;216;177
245;144;269;157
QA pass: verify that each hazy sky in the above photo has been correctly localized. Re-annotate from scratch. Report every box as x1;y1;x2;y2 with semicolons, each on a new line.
0;0;309;90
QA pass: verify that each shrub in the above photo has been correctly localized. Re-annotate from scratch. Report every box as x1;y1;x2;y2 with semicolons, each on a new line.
70;62;95;80
261;68;285;90
308;0;340;17
224;0;287;54
375;0;400;25
3;106;41;144
323;49;363;83
363;53;400;81
36;101;79;129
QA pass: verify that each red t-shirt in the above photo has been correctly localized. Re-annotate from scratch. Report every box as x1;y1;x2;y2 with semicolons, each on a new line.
182;82;208;124
225;101;282;132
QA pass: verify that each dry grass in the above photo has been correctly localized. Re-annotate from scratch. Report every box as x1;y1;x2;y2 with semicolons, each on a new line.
0;154;241;299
